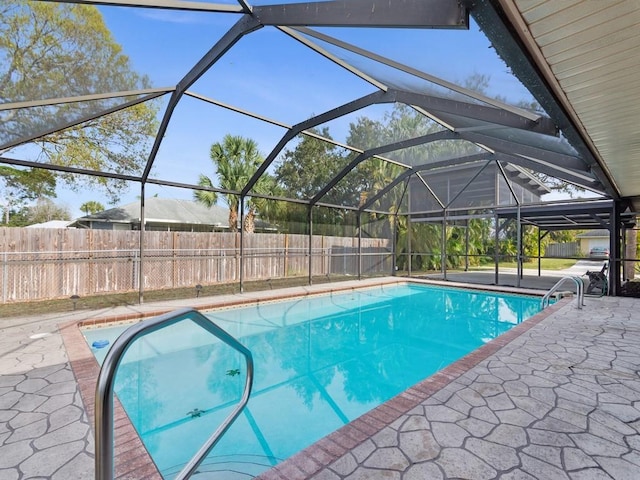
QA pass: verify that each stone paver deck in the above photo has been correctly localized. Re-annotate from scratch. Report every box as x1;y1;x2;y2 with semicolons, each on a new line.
0;311;94;480
2;277;640;479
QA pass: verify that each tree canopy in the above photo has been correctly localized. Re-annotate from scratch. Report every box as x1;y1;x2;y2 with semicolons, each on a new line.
0;0;159;202
0;165;56;224
275;127;350;202
27;198;71;225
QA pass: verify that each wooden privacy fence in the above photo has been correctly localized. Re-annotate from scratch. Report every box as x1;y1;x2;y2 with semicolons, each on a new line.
545;242;580;258
0;228;391;303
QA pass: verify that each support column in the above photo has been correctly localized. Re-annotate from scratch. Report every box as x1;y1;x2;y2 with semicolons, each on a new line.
239;197;245;293
494;213;499;285
407;215;412;277
465;220;469;272
516;204;521;288
442;210;447;280
308;205;313;286
407;180;412;277
611;201;623;296
537;228;541;277
622;225;628;281
138;183;145;305
392;214;398;276
357;212;362;280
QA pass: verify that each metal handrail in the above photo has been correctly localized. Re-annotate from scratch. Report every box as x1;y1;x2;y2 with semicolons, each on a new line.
541;276;584;309
95;307;254;480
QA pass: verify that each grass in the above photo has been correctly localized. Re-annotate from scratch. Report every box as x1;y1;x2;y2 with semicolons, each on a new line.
0;274;356;320
497;258;577;270
405;258;578;275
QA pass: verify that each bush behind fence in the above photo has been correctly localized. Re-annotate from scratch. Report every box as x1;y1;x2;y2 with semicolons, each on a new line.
0;228;391;303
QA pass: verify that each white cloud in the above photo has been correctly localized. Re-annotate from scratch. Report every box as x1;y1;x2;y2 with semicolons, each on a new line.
136;10;210;25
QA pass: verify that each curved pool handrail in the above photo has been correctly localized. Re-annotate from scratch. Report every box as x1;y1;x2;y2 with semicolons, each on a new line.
541;276;584;309
95;307;254;480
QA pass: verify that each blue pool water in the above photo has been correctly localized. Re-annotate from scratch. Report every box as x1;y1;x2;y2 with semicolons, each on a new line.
83;283;542;479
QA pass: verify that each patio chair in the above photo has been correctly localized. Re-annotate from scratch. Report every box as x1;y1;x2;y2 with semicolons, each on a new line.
585;262;608;295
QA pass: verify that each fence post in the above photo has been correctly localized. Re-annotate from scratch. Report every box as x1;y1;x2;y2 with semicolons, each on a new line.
284;234;288;278
172;231;178;289
2;252;7;303
132;250;139;290
308;206;313;286
89;229;94;296
357;213;362;280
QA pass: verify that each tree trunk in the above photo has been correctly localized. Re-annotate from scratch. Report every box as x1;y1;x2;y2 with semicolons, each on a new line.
228;208;238;232
244;208;255;234
625;228;637;281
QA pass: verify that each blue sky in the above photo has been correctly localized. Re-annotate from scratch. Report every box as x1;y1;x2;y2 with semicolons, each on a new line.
45;4;547;217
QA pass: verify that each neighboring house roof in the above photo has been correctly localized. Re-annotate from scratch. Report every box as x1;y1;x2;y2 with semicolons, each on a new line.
25;220;74;229
71;197;273;230
576;229;610;239
77;198;229;226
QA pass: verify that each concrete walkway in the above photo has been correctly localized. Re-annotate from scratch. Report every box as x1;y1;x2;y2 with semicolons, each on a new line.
1;277;639;479
422;259;610;292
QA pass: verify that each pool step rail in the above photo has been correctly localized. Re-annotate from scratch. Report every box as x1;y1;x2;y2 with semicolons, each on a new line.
541;276;584;309
94;307;254;480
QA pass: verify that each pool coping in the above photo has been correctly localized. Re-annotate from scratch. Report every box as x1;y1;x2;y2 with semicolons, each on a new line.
60;277;567;479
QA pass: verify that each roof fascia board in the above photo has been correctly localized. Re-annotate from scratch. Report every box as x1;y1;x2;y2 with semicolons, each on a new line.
496;202;613;218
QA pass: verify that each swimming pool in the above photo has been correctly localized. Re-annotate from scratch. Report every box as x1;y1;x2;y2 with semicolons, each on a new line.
83;283;542;479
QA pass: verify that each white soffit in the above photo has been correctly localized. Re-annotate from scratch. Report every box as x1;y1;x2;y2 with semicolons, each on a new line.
499;0;640;201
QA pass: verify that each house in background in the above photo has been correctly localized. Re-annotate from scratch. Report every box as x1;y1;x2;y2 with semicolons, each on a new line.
576;230;610;256
25;220;75;229
70;197;275;232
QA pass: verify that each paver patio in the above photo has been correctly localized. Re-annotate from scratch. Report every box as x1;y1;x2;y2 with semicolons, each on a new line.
1;278;640;479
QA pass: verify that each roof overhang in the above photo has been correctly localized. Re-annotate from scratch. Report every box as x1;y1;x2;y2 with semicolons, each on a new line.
496;199;636;231
467;0;640;210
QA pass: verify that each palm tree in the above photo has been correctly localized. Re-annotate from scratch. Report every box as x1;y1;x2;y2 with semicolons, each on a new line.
194;135;264;233
79;200;105;215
